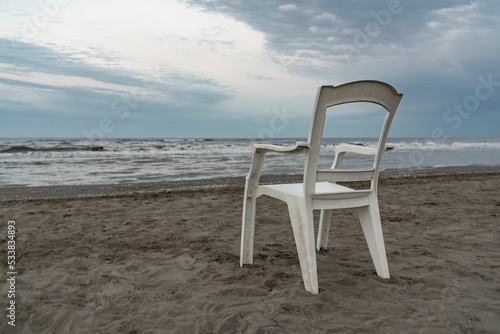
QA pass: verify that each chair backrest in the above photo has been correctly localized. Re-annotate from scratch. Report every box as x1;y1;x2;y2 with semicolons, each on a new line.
303;80;403;196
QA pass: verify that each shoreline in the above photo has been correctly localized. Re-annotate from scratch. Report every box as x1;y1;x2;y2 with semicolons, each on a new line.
1;164;500;201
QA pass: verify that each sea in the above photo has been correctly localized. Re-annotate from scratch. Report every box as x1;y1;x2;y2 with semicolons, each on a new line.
1;137;500;187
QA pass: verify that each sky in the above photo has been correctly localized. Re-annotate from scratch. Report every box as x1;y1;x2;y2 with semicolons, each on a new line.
0;0;499;139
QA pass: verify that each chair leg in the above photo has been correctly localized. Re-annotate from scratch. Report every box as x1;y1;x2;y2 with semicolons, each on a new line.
240;185;257;266
356;198;390;278
316;209;332;250
240;152;265;267
287;199;319;294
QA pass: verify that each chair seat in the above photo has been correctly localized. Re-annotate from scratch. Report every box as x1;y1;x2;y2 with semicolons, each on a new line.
258;182;373;208
260;181;353;197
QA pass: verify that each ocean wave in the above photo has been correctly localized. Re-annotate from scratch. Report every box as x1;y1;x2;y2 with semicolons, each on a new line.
0;145;105;154
390;141;500;151
4;140;500;155
2;138;500;187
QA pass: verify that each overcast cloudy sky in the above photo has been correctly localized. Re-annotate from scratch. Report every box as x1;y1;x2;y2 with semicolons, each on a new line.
1;0;499;138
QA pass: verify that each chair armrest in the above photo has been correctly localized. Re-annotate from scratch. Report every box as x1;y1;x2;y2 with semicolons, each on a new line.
332;144;393;169
253;141;309;154
246;142;309;188
335;144;394;155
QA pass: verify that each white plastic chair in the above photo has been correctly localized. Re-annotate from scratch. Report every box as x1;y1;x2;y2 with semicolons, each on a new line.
240;80;403;294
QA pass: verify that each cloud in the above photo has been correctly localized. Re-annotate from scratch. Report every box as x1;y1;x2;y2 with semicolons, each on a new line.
279;4;297;11
182;0;500;137
183;0;498;68
0;39;143;87
1;0;499;138
0;38;234;112
313;13;337;22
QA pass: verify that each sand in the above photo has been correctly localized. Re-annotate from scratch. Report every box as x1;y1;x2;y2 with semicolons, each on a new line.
1;171;499;333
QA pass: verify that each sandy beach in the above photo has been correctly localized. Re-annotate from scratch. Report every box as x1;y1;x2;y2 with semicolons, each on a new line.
1;169;499;333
